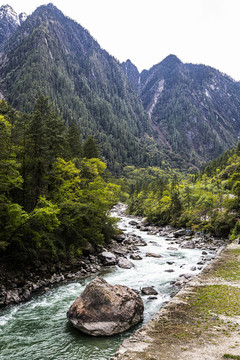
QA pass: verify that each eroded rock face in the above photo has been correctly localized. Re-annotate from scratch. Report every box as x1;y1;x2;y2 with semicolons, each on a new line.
67;277;144;336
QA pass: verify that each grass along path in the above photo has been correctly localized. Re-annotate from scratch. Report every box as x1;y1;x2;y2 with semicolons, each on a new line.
112;240;240;360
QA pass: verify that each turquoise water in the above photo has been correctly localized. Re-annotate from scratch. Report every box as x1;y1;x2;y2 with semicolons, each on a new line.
0;207;206;360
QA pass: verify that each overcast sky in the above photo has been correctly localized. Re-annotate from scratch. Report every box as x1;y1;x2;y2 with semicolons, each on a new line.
3;0;240;81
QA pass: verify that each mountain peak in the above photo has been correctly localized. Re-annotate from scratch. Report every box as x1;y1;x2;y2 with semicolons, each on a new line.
0;4;19;25
161;54;182;66
121;59;140;91
0;4;27;46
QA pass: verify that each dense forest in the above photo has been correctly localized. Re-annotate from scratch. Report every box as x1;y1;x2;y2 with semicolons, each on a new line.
1;94;240;268
126;144;240;239
0;97;121;264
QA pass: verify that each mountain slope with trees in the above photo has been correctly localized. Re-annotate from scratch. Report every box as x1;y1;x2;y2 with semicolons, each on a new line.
1;4;240;172
126;141;240;239
0;4;160;174
123;55;240;170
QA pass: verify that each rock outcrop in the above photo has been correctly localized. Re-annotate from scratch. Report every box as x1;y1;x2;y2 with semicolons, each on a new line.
67;277;144;336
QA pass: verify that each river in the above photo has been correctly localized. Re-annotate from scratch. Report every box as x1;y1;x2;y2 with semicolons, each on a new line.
0;204;212;360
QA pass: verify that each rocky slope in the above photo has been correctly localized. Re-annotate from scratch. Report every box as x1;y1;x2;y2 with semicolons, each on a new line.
124;55;240;169
0;5;26;46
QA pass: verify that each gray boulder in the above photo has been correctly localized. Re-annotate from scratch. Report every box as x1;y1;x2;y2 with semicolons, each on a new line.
117;257;134;269
146;252;162;258
67;277;144;336
99;251;117;266
180;241;195;249
141;286;158;295
130;254;143;260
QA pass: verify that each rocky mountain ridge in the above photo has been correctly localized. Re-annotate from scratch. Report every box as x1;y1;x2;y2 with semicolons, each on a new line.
1;3;240;171
123;54;240;168
0;5;26;46
0;3;157;173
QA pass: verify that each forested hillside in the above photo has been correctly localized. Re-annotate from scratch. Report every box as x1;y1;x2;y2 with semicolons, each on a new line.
0;97;121;264
123;55;240;169
0;4;162;174
126;143;240;238
2;4;240;173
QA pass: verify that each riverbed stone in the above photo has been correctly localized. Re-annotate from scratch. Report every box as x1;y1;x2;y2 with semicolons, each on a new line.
117;257;134;269
99;251;117;266
67;277;144;336
129;220;138;226
180;241;195;249
141;286;158;295
146;252;162;258
130;254;143;260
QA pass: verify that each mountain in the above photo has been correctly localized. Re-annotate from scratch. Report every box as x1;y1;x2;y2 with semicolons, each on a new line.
126;54;240;169
121;59;140;92
0;5;26;46
0;4;160;174
1;4;240;172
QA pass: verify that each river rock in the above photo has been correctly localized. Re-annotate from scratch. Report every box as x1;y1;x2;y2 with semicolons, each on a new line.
180;241;195;249
99;251;117;266
117;257;134;269
129;220;138;226
146;253;162;258
130;254;142;260
141;286;158;295
67;277;144;336
174;229;187;237
113;234;125;243
134;238;147;246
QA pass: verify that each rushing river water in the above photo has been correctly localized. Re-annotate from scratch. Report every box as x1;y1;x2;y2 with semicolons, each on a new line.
0;205;213;360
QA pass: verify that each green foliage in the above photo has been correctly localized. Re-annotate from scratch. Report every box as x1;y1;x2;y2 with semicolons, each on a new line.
126;142;240;238
0;99;121;263
83;135;99;159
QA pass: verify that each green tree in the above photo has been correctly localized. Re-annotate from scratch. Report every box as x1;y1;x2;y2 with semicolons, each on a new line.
83;135;99;159
26;95;66;210
67;122;83;160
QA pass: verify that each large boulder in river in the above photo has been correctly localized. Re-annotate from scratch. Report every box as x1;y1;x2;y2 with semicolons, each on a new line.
67;277;144;336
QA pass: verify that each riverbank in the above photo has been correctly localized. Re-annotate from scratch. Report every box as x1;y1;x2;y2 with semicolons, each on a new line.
112;238;240;360
0;204;227;307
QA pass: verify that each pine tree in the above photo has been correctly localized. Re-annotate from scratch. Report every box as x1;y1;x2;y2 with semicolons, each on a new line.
83;135;99;159
26;95;66;210
67;122;83;160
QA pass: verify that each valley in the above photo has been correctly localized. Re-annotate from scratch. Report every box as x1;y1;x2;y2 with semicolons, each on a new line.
1;3;240;360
